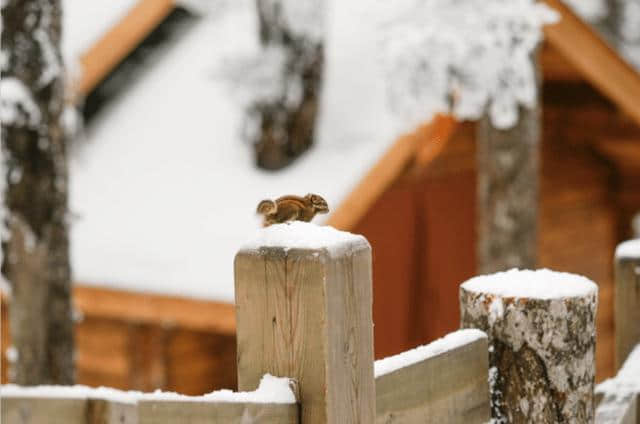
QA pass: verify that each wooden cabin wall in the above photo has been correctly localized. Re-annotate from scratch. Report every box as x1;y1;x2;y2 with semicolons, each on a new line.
354;123;477;359
1;80;636;390
355;81;629;382
1;295;237;395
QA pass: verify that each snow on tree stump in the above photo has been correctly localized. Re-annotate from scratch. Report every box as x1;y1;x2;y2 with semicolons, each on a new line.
234;222;375;423
614;239;640;371
460;269;598;423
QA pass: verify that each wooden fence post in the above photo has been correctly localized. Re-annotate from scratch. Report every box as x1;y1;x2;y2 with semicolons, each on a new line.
460;269;597;423
234;223;376;423
615;239;640;371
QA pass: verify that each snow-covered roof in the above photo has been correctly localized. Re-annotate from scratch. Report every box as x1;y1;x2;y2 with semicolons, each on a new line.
69;1;400;302
62;0;138;65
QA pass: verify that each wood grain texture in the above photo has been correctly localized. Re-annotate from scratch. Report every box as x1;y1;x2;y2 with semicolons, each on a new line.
234;243;375;423
614;248;640;371
543;0;640;127
138;400;298;424
375;337;490;423
87;398;138;424
73;285;236;335
1;397;87;424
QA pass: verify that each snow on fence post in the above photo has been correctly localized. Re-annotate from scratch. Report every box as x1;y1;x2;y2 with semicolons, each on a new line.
460;269;598;423
614;240;640;371
234;222;376;423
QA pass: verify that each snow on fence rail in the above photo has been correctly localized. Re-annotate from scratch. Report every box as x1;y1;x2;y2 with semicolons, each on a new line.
596;344;640;424
3;226;640;423
0;374;297;424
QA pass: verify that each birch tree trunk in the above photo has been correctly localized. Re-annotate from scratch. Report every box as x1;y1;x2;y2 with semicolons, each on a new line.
252;0;324;170
460;270;597;423
476;72;540;274
1;0;74;384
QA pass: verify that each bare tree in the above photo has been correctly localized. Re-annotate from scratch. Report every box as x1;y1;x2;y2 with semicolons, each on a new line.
1;0;74;384
251;0;324;170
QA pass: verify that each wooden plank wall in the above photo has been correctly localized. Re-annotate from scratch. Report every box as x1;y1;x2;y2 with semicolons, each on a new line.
354;74;635;381
1;294;238;395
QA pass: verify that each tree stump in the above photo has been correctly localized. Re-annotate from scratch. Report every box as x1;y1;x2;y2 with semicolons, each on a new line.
460;269;597;423
615;239;640;371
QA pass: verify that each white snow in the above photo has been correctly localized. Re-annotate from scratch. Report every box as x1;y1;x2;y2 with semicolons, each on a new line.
34;2;63;88
61;0;137;68
373;329;487;378
5;346;18;363
377;0;558;130
0;384;141;404
67;0;398;302
461;268;598;299
596;344;640;398
561;0;608;21
143;374;296;403
488;297;504;325
242;222;369;257
615;239;640;259
276;0;325;42
0;374;296;404
0;78;41;127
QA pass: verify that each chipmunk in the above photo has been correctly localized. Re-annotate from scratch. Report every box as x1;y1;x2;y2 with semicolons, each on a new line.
257;194;329;226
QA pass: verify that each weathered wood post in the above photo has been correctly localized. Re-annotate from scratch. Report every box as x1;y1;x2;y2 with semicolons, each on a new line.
615;239;640;371
460;269;597;423
234;222;376;423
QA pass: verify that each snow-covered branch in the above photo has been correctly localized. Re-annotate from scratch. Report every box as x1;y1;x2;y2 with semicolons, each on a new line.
378;0;558;130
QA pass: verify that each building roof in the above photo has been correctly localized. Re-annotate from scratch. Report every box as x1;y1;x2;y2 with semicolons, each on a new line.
69;1;406;301
58;0;640;304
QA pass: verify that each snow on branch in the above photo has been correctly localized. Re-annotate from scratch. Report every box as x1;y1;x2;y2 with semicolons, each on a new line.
561;0;608;21
0;78;42;128
258;0;325;43
378;0;558;131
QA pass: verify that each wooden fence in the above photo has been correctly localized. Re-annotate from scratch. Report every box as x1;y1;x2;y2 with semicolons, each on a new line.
1;229;639;423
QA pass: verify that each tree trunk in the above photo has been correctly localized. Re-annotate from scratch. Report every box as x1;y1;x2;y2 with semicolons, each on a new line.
476;61;540;274
1;0;74;384
460;270;597;423
252;0;324;170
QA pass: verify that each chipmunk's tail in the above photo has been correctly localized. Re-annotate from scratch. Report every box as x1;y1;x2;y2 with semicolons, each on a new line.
256;199;277;216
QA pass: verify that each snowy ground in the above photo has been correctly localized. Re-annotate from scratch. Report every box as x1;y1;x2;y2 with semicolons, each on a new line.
68;1;398;302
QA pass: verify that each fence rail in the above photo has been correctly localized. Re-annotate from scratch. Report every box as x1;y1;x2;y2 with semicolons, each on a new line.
2;230;640;423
